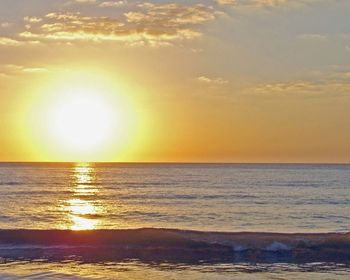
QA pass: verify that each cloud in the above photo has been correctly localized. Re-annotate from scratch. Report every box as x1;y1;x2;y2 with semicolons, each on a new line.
24;16;43;23
243;79;350;98
23;18;41;31
233;64;350;98
41;12;125;33
0;22;11;28
298;33;328;41
255;0;289;7
126;3;216;26
99;1;126;8
0;37;40;47
15;3;216;47
68;0;126;7
0;37;22;46
216;0;237;5
74;0;97;3
0;64;49;77
216;0;292;8
198;75;229;85
21;67;49;73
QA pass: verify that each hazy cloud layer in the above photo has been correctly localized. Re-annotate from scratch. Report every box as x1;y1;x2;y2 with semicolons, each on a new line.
0;0;336;48
243;69;350;98
8;2;217;47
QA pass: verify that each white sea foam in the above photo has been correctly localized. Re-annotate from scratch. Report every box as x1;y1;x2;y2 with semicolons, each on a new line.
264;241;291;252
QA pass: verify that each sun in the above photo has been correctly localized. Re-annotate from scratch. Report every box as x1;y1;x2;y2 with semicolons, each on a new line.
51;86;116;152
20;71;146;162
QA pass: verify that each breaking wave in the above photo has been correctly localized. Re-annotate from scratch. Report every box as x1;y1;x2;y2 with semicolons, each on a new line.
1;228;350;263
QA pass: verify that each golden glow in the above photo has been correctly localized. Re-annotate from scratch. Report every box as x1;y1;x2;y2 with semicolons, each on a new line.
65;163;103;230
16;69;149;162
2;1;350;164
51;88;115;152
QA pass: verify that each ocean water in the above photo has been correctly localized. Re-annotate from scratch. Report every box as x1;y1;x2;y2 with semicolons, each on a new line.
0;163;350;279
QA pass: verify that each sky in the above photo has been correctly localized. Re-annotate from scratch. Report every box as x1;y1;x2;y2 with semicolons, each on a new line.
0;0;349;162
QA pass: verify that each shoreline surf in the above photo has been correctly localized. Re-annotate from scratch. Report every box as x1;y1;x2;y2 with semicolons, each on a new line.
1;228;350;263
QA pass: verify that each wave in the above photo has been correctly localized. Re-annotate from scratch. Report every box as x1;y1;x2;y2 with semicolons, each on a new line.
0;228;350;263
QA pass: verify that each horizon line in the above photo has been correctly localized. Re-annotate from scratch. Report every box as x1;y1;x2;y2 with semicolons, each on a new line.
0;161;349;165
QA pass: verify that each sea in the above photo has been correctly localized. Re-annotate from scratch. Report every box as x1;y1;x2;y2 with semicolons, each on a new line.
0;163;349;279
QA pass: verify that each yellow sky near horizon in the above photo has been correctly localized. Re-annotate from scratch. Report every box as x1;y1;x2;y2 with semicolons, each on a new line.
0;0;350;163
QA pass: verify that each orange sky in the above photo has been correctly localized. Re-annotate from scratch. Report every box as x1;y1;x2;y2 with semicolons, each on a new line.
0;0;350;162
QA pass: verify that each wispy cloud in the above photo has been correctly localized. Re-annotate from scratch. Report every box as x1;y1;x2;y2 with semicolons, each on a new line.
24;16;43;23
14;3;216;47
99;1;127;8
198;75;229;85
216;0;290;7
298;33;328;41
0;37;22;46
243;78;350;98
74;0;97;3
0;64;49;77
0;22;11;28
126;3;216;26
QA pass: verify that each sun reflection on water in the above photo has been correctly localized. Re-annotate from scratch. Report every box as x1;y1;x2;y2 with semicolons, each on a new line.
66;163;103;230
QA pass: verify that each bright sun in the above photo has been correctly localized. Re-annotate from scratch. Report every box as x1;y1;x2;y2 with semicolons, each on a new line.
51;87;116;152
20;71;145;162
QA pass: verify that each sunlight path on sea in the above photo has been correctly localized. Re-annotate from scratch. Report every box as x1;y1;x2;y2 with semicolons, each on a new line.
64;163;103;230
